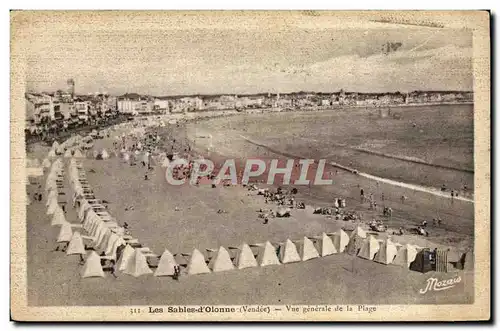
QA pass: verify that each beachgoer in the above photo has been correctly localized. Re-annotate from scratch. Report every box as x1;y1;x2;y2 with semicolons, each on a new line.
54;241;68;252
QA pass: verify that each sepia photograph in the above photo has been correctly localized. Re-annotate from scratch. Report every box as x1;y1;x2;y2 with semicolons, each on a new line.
10;10;490;321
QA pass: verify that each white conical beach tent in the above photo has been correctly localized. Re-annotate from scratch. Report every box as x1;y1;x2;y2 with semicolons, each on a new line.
297;237;320;261
56;223;73;243
86;218;100;236
123;152;130;162
154;249;177;277
73;149;84;158
106;237;126;260
351;226;367;239
66;231;86;255
373;238;398;265
208;246;235;272
94;228;110;248
279;239;301;264
101;149;109;159
46;199;59;215
46;193;57;207
42;158;51;168
64;149;73;158
392;244;418;268
45;190;58;207
332;229;349;253
104;234;124;256
357;235;381;260
123;249;153;277
48;149;56;159
257;241;281;266
186;248;211;275
81;251;105;278
45;181;56;195
97;230;112;252
118;245;135;271
51;207;66;226
234;243;258;269
316;233;337;257
345;227;366;256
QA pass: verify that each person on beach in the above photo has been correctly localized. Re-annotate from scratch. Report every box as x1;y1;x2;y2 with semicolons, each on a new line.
54;241;68;252
173;265;181;280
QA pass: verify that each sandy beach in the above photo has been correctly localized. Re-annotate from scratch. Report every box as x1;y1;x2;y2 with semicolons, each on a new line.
26;104;474;306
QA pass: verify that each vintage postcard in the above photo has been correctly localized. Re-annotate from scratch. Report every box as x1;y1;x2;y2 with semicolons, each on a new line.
10;10;490;321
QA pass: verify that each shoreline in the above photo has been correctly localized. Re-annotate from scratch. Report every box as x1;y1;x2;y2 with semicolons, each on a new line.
237;134;474;204
25;101;474;147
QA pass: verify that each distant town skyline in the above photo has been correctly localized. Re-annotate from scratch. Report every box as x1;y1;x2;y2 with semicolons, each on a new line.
21;12;473;96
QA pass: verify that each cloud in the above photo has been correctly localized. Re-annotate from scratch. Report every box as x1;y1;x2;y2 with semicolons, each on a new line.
280;44;473;92
25;27;472;95
173;44;473;95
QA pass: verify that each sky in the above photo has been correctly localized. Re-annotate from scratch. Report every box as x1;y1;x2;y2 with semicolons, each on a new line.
17;12;473;96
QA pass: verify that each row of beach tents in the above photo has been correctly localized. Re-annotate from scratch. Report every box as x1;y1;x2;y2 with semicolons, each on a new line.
76;226;424;279
47;157;423;279
40;130;430;279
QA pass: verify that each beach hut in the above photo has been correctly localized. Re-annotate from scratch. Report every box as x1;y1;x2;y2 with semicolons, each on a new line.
234;243;258;270
278;239;301;264
208;246;235;272
81;251;105;278
257;241;281;267
154;249;178;277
